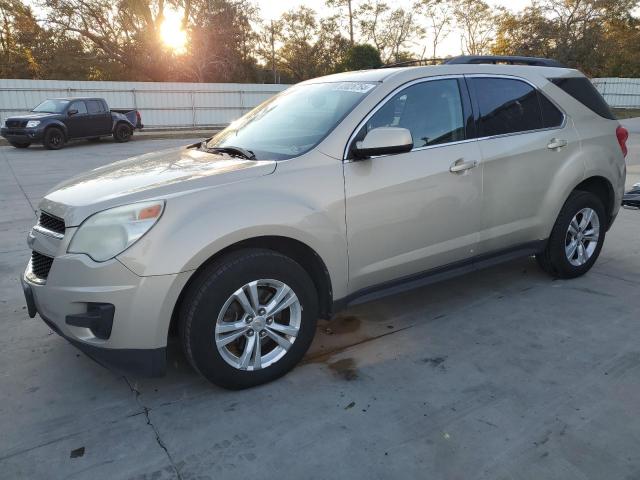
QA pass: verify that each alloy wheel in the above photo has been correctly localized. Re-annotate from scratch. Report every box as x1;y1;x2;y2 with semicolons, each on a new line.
565;207;600;266
214;279;301;371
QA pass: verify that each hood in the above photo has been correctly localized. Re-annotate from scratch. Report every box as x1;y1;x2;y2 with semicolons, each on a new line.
7;112;60;121
40;147;277;226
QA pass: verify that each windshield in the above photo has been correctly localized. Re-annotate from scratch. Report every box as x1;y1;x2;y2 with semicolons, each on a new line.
205;81;378;160
33;99;70;113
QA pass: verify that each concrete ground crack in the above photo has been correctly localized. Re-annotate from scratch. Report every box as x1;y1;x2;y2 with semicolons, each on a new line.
123;376;183;480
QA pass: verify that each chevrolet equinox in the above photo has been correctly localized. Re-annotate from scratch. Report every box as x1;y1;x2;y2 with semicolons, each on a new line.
22;56;629;389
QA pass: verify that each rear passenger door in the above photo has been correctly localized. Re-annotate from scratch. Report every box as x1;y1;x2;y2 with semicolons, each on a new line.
86;100;112;137
468;76;581;255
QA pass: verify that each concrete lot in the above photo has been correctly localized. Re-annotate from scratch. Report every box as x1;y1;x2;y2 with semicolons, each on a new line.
1;128;639;479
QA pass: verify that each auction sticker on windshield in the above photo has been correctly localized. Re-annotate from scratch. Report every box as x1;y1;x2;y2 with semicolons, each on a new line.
331;82;377;93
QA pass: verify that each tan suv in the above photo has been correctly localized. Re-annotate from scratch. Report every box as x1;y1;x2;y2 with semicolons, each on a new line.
22;56;628;389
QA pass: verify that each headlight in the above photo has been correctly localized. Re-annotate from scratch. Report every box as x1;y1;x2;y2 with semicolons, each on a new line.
26;120;40;128
68;201;164;262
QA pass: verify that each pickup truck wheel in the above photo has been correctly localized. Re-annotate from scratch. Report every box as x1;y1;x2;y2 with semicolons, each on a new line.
9;141;30;148
536;191;606;279
179;249;318;389
113;123;132;143
44;128;65;150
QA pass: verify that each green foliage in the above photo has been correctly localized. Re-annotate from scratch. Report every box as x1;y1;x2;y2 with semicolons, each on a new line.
492;0;640;76
339;44;383;71
1;0;639;82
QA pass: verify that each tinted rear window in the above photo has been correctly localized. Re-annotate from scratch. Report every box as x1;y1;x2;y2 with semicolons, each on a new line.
472;78;543;137
86;100;105;114
550;77;615;120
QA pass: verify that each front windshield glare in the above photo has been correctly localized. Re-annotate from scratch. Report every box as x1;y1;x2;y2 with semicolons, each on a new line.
33;99;70;113
206;81;378;160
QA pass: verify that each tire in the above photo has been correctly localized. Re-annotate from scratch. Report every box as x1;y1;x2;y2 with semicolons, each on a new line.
536;190;606;279
43;127;65;150
9;141;30;149
113;123;132;143
179;248;319;389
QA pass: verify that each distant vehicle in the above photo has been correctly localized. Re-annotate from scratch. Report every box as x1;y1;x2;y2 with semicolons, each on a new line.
1;98;143;150
622;183;640;209
22;56;628;389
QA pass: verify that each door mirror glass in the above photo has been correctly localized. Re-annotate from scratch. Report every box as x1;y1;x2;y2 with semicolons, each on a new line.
68;109;78;116
353;127;413;159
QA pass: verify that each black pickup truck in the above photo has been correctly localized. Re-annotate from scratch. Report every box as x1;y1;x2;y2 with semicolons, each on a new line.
1;97;143;150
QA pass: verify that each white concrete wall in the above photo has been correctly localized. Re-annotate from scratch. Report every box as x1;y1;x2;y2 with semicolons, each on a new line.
0;79;288;129
592;78;640;109
0;77;637;129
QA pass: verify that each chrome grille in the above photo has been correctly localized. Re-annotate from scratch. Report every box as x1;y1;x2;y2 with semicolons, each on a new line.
38;212;65;235
31;251;54;279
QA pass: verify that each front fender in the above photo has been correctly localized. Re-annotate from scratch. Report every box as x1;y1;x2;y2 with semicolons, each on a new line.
43;120;68;138
117;151;349;298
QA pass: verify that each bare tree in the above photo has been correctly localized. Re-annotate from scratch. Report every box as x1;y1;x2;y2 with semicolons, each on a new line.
357;1;421;63
326;0;356;45
452;0;495;55
414;0;453;59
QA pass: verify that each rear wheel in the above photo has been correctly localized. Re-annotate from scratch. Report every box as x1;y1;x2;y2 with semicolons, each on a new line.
179;249;318;389
113;123;132;143
536;191;606;278
43;128;65;150
9;141;30;148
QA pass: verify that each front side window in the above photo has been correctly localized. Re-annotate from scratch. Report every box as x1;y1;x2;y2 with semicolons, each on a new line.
206;81;378;160
472;78;543;137
356;79;465;151
70;101;87;115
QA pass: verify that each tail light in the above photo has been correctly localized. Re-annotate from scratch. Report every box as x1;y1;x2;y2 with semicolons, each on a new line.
616;125;629;158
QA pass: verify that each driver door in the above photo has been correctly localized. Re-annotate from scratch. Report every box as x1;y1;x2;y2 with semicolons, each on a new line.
343;77;483;292
65;100;89;138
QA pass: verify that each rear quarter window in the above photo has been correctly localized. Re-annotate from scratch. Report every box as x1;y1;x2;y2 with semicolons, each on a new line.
549;77;615;120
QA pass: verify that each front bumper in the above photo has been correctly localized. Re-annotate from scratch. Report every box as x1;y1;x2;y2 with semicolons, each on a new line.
1;127;44;143
22;233;191;376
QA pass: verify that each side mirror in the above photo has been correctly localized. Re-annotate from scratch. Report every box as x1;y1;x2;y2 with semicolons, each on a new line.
352;127;413;159
68;109;78;116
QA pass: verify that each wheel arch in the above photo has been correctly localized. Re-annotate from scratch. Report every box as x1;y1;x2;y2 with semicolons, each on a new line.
168;235;335;337
573;176;615;229
43;121;68;139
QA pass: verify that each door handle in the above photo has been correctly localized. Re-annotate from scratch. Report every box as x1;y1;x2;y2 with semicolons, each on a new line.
547;138;568;150
449;159;478;173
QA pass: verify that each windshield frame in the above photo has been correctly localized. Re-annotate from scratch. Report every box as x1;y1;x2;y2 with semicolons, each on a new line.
205;81;380;161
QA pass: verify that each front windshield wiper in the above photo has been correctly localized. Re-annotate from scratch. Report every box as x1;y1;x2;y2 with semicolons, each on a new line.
199;142;256;160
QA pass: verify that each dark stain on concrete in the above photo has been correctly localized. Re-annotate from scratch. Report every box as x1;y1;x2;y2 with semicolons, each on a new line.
328;358;359;381
322;315;361;335
422;356;447;368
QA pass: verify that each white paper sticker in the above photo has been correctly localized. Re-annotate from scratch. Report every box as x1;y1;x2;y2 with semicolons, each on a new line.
331;82;377;93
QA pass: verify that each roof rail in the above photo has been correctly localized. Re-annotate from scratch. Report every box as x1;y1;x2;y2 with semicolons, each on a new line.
381;58;446;68
444;55;565;68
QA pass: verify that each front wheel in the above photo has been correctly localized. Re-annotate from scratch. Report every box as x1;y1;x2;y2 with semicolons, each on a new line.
179;249;318;389
536;191;606;278
113;123;132;143
43;128;65;150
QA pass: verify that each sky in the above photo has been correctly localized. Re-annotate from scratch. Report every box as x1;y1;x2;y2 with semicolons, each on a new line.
255;0;534;57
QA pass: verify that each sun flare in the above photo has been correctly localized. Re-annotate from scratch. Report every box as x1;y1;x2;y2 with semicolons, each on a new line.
160;9;188;54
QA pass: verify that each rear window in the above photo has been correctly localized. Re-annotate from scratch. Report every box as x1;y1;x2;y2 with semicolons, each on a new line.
87;100;105;114
550;77;615;120
471;77;543;137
